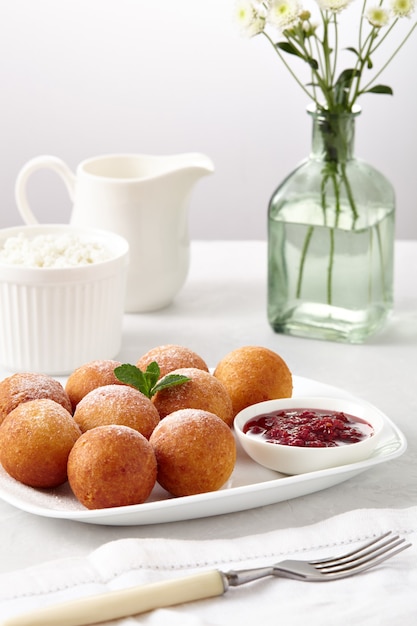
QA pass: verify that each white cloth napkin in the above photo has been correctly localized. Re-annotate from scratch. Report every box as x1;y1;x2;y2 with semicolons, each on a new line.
1;506;416;626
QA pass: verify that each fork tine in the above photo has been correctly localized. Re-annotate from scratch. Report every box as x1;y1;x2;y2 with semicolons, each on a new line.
317;541;411;580
310;531;393;566
316;537;411;578
314;534;405;572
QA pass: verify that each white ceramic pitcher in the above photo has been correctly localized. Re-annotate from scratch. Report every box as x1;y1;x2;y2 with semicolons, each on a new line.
15;153;214;312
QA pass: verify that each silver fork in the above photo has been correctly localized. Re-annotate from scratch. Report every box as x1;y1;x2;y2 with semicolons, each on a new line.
225;530;411;585
3;532;411;626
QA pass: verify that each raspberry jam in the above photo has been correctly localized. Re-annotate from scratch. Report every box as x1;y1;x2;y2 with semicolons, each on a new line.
243;409;373;448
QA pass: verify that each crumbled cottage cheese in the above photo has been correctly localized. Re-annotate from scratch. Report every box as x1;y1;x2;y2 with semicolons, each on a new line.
0;232;111;268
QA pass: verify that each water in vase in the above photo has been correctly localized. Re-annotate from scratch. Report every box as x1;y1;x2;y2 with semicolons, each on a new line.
268;199;395;343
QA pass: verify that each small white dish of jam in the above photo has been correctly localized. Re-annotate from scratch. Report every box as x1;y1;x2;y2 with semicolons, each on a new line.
234;396;385;475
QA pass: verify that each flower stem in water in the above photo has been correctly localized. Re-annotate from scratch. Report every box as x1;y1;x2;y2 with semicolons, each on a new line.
296;225;314;298
327;228;335;304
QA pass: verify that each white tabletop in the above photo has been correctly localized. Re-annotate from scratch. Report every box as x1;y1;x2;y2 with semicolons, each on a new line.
0;240;416;582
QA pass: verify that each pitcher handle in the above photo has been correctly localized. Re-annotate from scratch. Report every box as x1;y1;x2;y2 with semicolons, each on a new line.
15;155;76;224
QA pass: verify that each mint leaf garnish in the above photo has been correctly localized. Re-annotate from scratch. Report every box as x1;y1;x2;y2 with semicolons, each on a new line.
114;363;152;396
114;362;190;399
143;361;161;390
151;374;192;395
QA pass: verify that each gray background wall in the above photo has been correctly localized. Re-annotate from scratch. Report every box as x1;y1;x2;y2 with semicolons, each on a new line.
1;0;416;239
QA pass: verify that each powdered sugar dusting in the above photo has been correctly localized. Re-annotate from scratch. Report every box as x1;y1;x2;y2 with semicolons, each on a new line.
137;345;209;378
0;372;72;420
0;463;84;511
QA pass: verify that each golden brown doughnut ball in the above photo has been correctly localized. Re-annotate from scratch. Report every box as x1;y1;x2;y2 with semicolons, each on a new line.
73;384;160;438
0;398;81;488
136;344;209;378
152;367;234;427
67;425;157;509
149;409;236;497
65;359;123;411
0;372;72;425
214;346;293;417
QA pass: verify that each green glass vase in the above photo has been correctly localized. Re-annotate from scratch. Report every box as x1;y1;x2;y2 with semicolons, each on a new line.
268;105;395;343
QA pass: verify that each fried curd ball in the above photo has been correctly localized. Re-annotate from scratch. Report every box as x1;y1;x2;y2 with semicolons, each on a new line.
0;398;81;488
214;345;293;417
152;367;234;427
149;408;236;497
0;372;72;425
65;359;124;411
73;384;160;439
136;344;209;378
67;425;157;509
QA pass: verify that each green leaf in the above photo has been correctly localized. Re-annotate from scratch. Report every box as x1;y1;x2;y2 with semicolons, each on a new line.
346;46;360;59
307;57;319;70
366;84;393;95
151;374;191;395
276;41;318;70
144;361;161;389
276;41;303;58
334;68;361;106
335;68;361;88
114;363;150;396
114;362;191;399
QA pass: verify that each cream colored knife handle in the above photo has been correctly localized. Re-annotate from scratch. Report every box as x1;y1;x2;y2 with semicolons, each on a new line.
2;570;227;626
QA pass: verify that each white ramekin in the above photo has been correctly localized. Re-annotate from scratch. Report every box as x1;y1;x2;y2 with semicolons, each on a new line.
234;396;385;475
0;224;129;375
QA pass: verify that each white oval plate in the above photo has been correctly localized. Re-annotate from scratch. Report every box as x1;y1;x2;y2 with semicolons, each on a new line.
0;376;406;526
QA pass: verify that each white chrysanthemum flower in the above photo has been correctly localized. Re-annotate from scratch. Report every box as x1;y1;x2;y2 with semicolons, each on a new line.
366;6;391;27
267;0;301;30
235;0;266;37
316;0;353;12
390;0;416;17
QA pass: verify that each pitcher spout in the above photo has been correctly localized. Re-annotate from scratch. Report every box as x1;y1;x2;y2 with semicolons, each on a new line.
180;152;215;176
149;152;214;205
158;152;215;181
